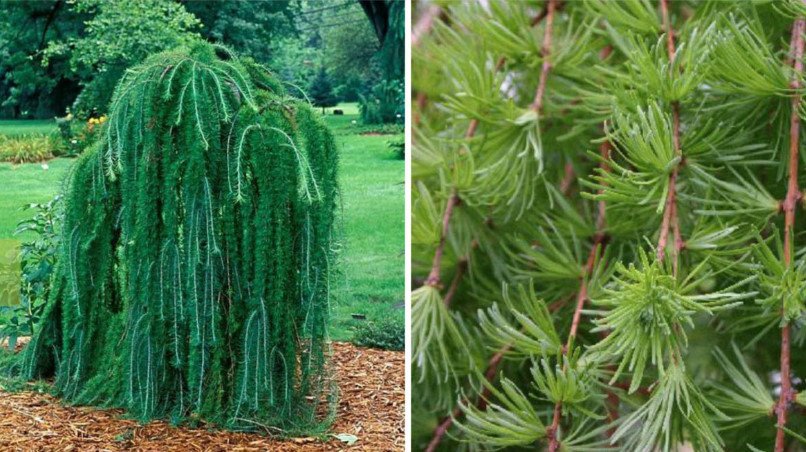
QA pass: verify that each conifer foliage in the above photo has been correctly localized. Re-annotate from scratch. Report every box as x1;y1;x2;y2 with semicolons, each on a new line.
19;42;339;432
413;1;806;450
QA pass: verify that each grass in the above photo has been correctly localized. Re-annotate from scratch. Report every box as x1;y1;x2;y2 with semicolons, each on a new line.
323;108;404;341
0;120;57;137
0;159;71;240
0;104;403;342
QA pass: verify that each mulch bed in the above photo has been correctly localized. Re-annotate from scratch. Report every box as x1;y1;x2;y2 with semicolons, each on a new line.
0;342;404;451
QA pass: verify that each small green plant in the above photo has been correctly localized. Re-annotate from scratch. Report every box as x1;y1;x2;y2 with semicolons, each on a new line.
55;112;105;157
0;134;55;164
352;317;404;351
387;137;405;160
309;66;339;114
359;79;403;125
0;196;61;351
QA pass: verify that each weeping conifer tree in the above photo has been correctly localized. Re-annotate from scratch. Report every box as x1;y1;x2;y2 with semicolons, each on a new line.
19;42;339;432
413;0;806;450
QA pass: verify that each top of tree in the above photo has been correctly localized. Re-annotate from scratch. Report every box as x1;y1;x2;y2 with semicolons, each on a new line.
43;0;201;114
308;66;338;110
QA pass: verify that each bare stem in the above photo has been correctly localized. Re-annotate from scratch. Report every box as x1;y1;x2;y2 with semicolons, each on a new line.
656;0;683;275
530;0;557;113
412;4;443;47
426;191;460;287
775;15;804;452
547;134;613;450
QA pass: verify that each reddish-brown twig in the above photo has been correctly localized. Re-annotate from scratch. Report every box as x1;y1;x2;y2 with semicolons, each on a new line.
530;0;558;113
424;3;560;448
425;295;572;452
415;92;428;127
412;4;444;47
443;240;478;307
547;140;611;451
425;191;460;287
775;14;804;452
656;0;683;275
548;45;615;444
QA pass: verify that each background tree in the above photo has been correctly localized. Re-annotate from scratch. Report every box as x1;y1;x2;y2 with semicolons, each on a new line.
309;66;338;113
0;0;403;120
322;13;379;102
182;0;297;64
43;0;201;115
412;0;806;450
0;0;84;118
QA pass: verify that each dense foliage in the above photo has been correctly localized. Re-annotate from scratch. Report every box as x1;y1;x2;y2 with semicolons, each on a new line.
0;0;84;118
16;42;339;433
412;0;806;450
0;0;402;122
309;67;339;113
44;0;201;115
352;317;405;351
359;79;404;125
0;196;61;351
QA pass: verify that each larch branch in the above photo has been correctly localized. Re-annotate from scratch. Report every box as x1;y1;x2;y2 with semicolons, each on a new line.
656;0;683;275
775;14;804;452
423;4;558;448
412;4;443;47
530;0;557;113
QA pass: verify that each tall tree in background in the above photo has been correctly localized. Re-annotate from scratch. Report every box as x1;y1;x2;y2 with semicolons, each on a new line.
309;66;338;113
0;0;84;118
412;0;806;450
43;0;201;115
182;0;297;64
359;0;404;79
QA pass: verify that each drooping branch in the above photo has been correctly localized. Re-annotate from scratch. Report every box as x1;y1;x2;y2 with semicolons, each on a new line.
774;14;804;452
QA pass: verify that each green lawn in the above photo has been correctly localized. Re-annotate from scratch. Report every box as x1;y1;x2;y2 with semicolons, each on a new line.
0;119;57;136
323;110;404;340
0;158;71;240
0;106;404;342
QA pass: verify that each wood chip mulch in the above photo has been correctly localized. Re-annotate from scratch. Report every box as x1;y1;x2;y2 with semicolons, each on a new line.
0;342;404;451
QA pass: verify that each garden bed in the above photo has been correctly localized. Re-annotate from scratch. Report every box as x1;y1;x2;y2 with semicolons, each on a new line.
0;342;404;451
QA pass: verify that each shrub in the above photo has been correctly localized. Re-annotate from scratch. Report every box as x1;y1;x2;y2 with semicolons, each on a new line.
352;317;404;351
20;43;339;433
387;137;404;160
55;112;105;157
0;134;55;164
0;196;61;351
358;79;403;125
354;123;404;135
